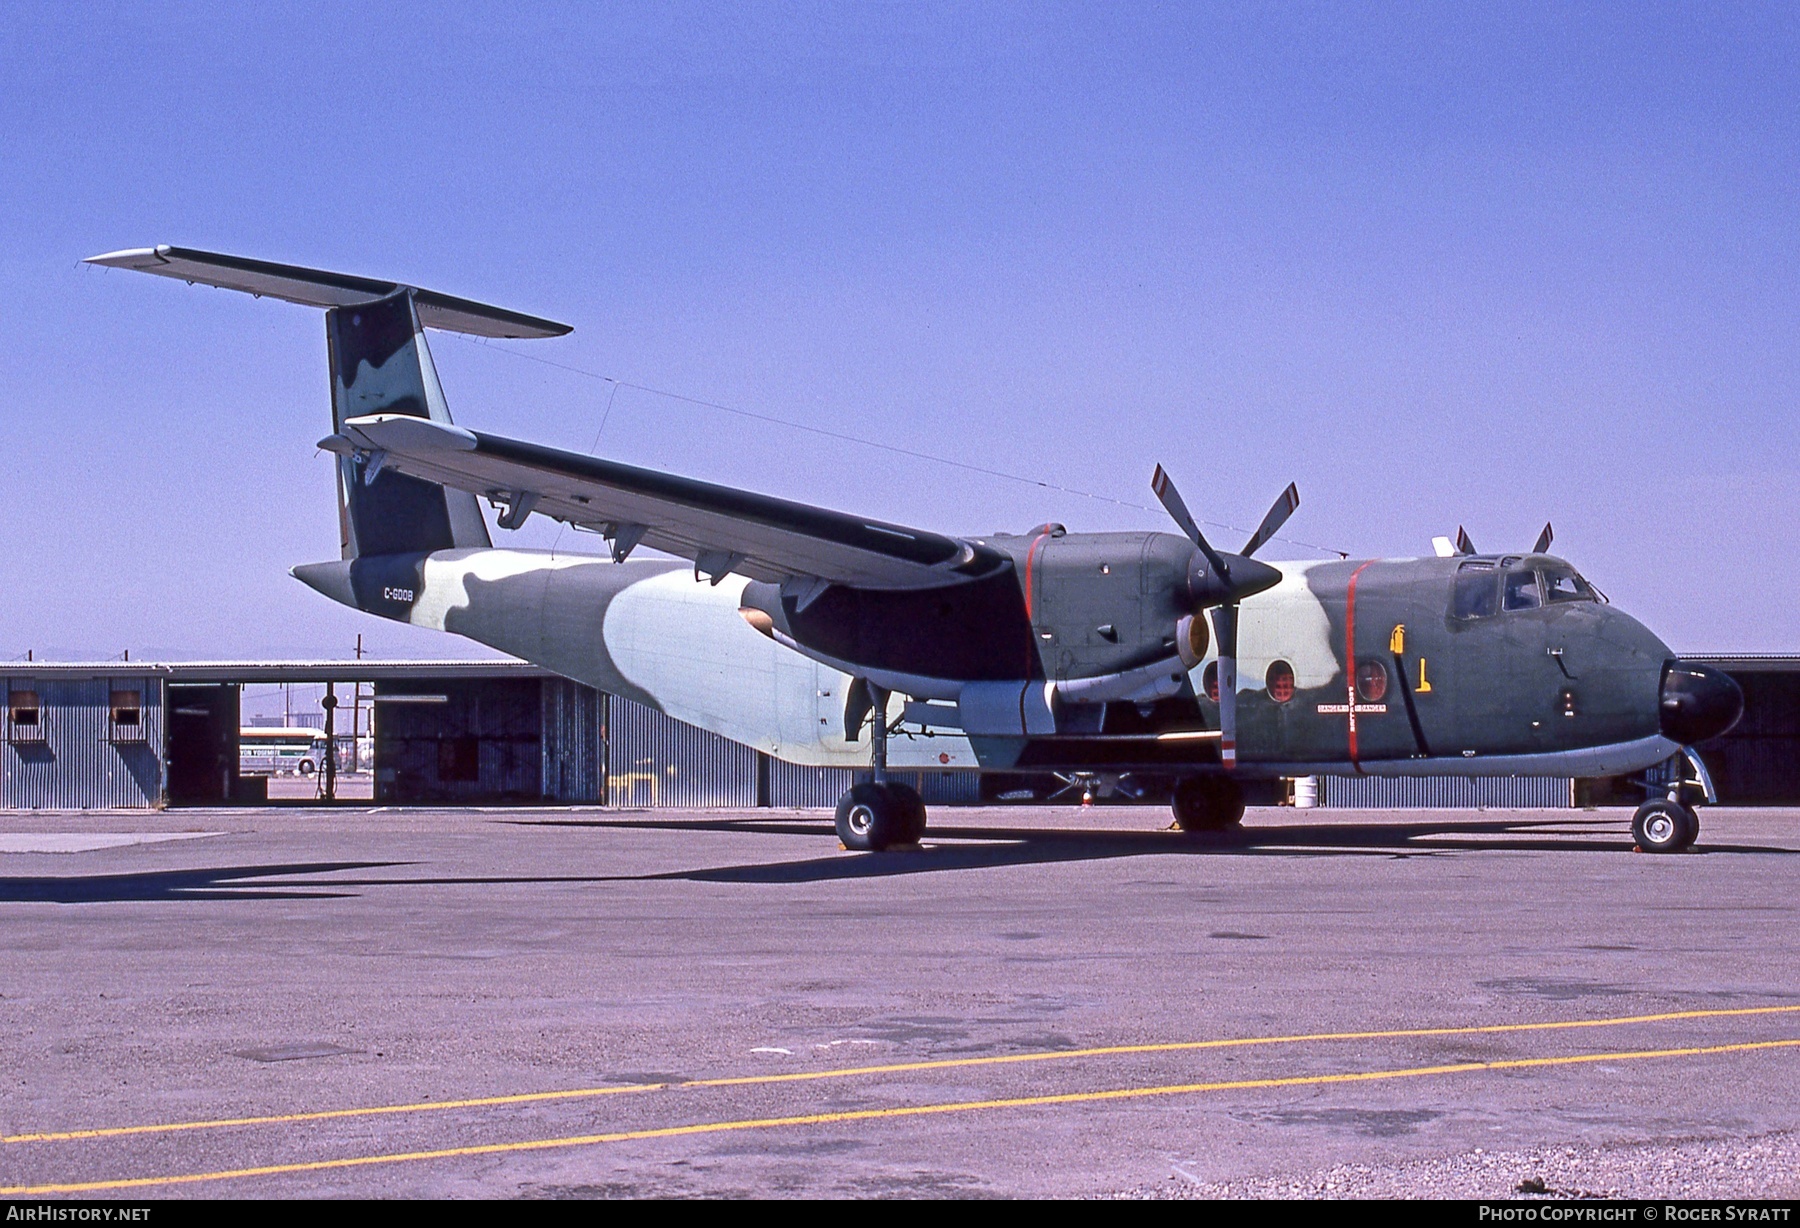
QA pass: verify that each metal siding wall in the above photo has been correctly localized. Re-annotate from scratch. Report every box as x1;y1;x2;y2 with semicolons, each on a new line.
606;696;757;808
540;678;603;803
1696;671;1800;803
373;679;542;804
3;676;163;809
769;761;854;807
1321;775;1573;808
766;762;981;808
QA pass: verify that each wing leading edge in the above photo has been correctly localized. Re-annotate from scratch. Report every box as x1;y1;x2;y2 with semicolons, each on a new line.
323;414;1008;591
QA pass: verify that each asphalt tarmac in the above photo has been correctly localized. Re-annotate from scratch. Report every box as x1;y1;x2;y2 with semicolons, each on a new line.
2;804;1797;1199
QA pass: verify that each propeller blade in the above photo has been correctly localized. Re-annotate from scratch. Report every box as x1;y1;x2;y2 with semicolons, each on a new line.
1240;482;1300;558
1209;604;1239;770
1532;522;1554;554
1151;465;1229;578
1455;526;1477;556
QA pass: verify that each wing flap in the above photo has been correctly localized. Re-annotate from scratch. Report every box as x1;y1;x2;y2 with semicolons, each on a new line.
331;414;1006;590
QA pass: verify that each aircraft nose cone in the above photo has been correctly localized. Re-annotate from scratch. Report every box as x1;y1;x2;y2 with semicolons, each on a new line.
1660;661;1743;744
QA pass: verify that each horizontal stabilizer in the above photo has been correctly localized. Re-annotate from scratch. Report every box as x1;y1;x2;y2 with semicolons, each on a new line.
85;245;571;339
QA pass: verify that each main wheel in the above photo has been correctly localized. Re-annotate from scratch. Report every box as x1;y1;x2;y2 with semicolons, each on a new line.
1633;800;1698;853
836;782;911;851
1172;775;1245;832
884;781;927;844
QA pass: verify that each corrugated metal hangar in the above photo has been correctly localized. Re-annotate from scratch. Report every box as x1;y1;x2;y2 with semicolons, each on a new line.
2;657;1796;811
0;660;977;811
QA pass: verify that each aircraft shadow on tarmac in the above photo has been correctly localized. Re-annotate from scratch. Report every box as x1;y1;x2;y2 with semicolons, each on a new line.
3;817;1791;902
506;813;1798;886
0;861;402;904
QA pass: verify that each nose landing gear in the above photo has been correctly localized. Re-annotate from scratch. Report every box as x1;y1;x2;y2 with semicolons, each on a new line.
1632;798;1699;854
1631;745;1714;854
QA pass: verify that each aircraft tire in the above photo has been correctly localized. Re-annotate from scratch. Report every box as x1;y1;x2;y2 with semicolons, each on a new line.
1171;775;1245;832
883;781;927;844
836;782;910;852
1633;800;1697;853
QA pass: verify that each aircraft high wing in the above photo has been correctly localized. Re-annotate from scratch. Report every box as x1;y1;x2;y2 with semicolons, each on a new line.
322;413;1008;593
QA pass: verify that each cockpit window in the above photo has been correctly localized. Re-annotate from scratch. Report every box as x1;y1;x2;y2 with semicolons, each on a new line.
1541;564;1596;604
1451;563;1499;620
1503;569;1541;611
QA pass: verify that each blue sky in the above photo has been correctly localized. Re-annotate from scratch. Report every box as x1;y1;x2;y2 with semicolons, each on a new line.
3;3;1796;658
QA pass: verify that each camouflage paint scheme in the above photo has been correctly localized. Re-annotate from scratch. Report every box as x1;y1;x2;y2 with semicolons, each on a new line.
286;289;1688;781
295;535;1683;780
90;248;1716;785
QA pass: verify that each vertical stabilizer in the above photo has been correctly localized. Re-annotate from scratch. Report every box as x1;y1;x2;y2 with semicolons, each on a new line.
326;291;492;558
86;245;572;561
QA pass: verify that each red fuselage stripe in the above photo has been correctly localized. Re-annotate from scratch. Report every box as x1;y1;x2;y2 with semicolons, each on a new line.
1345;560;1375;771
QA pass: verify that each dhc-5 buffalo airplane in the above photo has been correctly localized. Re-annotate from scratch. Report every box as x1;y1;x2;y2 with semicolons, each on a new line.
89;246;1744;854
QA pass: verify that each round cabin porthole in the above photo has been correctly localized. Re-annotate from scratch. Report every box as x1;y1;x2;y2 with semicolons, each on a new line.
1356;660;1389;703
1202;661;1219;703
1266;660;1295;703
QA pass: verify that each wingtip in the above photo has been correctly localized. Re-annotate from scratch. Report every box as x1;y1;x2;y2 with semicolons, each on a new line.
83;245;169;268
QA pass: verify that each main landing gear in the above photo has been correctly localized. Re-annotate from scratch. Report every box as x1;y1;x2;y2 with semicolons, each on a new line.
1171;775;1244;833
835;683;927;852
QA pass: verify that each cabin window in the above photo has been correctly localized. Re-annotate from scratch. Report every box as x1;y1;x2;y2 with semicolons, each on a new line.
110;690;146;741
1503;569;1542;611
1451;564;1499;620
1265;660;1295;703
1356;660;1389;703
8;690;43;741
1541;565;1595;604
1202;661;1219;703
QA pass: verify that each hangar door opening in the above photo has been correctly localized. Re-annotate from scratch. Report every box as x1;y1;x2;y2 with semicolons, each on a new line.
166;684;239;805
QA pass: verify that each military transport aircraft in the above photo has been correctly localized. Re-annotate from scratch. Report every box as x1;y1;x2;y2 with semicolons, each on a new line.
88;246;1744;854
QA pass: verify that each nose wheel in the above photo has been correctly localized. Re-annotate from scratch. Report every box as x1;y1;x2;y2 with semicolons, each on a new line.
1632;799;1699;854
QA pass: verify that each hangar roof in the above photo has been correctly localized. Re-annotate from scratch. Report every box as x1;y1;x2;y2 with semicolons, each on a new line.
2;660;554;683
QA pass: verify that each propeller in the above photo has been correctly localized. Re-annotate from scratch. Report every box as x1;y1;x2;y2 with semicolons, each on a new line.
1449;523;1553;556
1151;467;1299;770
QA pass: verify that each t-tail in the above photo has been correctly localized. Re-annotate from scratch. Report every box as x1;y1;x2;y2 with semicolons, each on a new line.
85;245;570;613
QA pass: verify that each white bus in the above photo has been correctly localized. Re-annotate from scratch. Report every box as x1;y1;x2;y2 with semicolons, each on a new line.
239;727;329;777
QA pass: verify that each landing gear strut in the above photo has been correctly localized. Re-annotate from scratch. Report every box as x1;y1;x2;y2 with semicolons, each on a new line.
834;683;927;852
1171;775;1244;832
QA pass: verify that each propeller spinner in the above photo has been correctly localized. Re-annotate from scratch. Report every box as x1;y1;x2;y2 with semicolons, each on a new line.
1150;467;1299;770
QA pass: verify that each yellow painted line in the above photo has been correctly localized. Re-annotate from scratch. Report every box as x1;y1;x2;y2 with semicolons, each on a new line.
7;1036;1799;1196
8;1002;1799;1148
0;1083;665;1146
